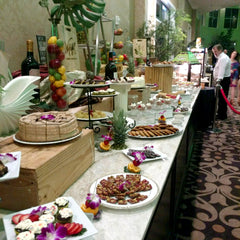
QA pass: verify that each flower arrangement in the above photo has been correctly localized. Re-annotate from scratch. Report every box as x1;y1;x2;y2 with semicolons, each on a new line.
98;135;112;152
125;150;146;173
158;110;166;124
81;193;101;218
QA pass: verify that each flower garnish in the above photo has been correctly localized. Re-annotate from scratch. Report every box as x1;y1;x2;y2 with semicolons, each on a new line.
101;135;112;145
69;79;76;84
31;206;47;216
40;114;55;120
37;223;67;240
85;193;101;209
132;151;146;166
119;180;130;192
159;110;166;115
0;153;17;164
144;145;154;151
154;83;158;87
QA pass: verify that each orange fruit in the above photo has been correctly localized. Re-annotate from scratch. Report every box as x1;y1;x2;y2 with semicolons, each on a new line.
81;204;99;216
128;162;141;173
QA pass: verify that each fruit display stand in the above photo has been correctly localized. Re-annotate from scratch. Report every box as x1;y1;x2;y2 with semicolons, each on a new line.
0;129;95;211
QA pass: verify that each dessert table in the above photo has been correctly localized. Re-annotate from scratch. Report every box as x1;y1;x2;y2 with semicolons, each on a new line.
0;87;202;240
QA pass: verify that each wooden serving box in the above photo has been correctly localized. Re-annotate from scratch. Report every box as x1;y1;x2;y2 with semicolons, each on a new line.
0;129;94;211
145;66;173;93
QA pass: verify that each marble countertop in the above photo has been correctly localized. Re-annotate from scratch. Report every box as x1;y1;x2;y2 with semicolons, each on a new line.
0;87;200;240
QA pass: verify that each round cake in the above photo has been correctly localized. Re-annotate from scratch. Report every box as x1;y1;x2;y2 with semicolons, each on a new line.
17;111;80;142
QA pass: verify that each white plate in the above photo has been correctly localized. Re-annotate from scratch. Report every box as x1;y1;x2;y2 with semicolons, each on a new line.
99;117;135;128
173;110;190;115
3;197;97;240
76;111;112;121
127;129;180;139
86;91;120;97
0;151;21;182
65;82;110;88
13;130;82;145
90;173;159;210
122;147;167;162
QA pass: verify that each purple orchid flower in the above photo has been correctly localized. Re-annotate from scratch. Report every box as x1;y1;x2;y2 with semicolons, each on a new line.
85;193;101;209
31;206;47;216
40;115;55;120
132;151;146;166
0;153;17;163
119;180;131;191
101;135;112;142
37;223;67;240
69;79;76;84
144;145;154;151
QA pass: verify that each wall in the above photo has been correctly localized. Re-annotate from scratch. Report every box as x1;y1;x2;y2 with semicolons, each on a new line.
199;6;240;52
0;0;53;73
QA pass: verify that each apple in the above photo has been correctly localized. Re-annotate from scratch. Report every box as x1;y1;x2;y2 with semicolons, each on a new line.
50;83;57;92
49;59;62;69
47;44;60;54
56;87;67;97
57;98;67;109
51;92;59;102
57;51;65;61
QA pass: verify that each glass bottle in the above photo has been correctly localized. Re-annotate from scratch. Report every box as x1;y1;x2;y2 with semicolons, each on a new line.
21;40;40;102
105;51;118;80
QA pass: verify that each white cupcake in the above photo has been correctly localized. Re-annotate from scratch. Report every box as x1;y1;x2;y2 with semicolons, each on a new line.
16;231;35;240
39;214;55;224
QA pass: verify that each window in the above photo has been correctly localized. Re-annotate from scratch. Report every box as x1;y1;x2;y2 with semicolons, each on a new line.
156;0;169;21
208;10;218;28
224;8;238;28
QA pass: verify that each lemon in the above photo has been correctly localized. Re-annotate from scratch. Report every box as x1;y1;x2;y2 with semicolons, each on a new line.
58;65;66;75
118;55;124;62
49;75;55;83
48;36;57;45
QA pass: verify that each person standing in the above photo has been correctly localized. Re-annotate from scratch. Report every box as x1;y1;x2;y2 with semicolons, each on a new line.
229;50;240;105
212;44;231;120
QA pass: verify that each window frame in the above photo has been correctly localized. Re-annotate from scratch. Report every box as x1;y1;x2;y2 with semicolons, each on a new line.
224;8;238;29
208;10;219;28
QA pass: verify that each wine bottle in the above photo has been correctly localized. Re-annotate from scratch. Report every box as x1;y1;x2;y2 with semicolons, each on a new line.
21;40;40;102
105;51;118;80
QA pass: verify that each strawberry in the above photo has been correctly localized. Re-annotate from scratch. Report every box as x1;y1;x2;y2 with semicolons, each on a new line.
28;214;39;222
12;214;22;225
66;223;83;236
19;214;31;222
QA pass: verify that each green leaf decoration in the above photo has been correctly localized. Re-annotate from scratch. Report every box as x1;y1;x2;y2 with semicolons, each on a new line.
48;0;105;32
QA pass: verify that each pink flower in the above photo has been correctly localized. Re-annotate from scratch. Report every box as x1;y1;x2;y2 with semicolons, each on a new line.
40;115;55;120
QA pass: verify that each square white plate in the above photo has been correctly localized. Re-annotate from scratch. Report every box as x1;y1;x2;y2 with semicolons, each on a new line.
122;147;167;162
0;151;21;182
3;197;98;240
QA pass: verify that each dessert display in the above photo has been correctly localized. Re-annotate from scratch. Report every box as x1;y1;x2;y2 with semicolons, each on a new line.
9;197;88;239
16;111;80;142
71;72;105;86
75;110;106;119
96;174;152;205
128;124;179;138
91;88;116;96
173;106;189;113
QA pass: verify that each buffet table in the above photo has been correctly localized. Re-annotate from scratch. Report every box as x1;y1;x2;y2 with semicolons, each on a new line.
0;88;202;240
